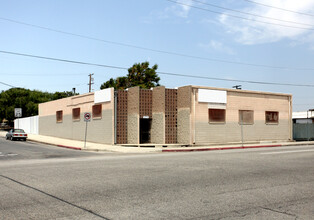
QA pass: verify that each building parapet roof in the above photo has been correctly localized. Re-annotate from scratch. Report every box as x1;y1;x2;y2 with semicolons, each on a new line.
292;111;314;119
188;85;292;97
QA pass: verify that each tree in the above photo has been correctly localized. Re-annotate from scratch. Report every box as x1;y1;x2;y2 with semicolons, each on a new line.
100;61;160;90
100;76;128;90
52;91;78;100
0;88;78;124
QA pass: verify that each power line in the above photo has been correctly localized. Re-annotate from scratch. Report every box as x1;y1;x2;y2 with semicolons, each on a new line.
1;17;314;72
0;73;87;76
0;80;85;89
157;71;314;88
2;50;314;88
0;50;127;70
189;0;314;27
0;81;16;88
243;0;314;17
167;0;314;31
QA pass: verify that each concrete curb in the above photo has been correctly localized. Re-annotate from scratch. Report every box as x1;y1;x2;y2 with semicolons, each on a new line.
2;130;312;153
56;145;82;150
281;142;314;146
26;138;82;151
162;144;282;152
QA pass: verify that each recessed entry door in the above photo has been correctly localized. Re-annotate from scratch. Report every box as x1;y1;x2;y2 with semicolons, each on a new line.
140;118;152;144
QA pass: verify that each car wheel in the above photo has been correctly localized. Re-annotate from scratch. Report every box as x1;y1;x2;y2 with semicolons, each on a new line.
5;136;8;140
10;136;14;141
23;138;26;141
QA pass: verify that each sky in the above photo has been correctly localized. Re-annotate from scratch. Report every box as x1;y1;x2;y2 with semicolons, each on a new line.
1;0;314;111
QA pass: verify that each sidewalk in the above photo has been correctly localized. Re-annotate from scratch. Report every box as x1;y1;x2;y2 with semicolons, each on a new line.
0;131;159;153
161;141;314;152
1;131;313;153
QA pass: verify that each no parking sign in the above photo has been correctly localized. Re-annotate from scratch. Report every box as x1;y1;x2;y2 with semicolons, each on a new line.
83;112;91;149
84;112;91;122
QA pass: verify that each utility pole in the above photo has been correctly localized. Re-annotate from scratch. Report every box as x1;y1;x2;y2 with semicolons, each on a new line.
233;85;242;90
88;73;94;93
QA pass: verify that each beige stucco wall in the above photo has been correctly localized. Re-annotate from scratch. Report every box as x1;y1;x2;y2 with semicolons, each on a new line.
38;89;115;144
193;88;292;144
151;86;165;144
177;86;192;145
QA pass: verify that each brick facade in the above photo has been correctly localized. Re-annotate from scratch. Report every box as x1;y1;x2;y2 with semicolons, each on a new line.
127;87;140;144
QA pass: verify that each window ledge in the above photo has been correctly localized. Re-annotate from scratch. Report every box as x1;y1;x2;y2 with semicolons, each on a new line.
93;117;102;120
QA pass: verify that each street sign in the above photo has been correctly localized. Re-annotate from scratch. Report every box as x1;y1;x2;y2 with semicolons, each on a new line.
83;112;91;149
15;108;22;118
84;112;91;122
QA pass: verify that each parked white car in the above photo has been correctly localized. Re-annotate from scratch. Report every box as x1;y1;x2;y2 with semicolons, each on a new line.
6;129;28;141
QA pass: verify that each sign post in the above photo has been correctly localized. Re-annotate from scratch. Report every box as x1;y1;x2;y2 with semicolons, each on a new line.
240;113;244;147
15;108;22;129
84;112;91;149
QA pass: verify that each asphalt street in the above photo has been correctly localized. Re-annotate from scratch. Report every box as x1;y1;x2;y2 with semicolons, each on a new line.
0;137;102;160
0;138;313;219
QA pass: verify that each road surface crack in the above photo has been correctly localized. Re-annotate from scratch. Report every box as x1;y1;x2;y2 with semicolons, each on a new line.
259;206;297;218
0;174;111;220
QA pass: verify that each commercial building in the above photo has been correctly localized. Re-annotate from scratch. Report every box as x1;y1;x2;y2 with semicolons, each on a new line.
292;110;314;124
292;109;314;141
39;88;115;144
38;86;293;146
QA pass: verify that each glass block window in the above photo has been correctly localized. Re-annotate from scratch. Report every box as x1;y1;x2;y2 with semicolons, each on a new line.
208;109;226;123
56;110;63;123
265;111;279;124
72;108;80;120
239;110;254;125
92;104;102;118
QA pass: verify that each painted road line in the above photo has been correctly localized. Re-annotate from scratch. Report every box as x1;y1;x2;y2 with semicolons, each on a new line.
0;153;18;157
260;149;314;155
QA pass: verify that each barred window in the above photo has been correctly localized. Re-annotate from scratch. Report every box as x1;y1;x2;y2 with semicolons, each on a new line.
208;109;225;123
265;111;279;124
56;110;63;123
72;108;80;120
92;104;102;118
239;110;254;125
